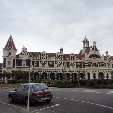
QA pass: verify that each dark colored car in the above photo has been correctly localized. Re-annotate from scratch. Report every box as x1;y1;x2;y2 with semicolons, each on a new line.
8;83;53;104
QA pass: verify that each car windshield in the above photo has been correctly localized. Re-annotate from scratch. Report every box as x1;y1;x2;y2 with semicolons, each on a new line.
32;83;49;91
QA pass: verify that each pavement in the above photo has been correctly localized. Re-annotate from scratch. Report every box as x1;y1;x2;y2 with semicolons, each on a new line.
0;87;113;113
0;101;29;113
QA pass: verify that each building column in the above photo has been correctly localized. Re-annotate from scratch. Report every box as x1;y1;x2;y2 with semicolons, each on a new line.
85;72;88;80
90;71;93;79
70;73;72;81
47;72;50;79
96;71;98;79
55;73;57;80
108;71;112;79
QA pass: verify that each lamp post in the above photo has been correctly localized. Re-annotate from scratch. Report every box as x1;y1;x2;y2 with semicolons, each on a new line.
27;59;32;112
27;68;30;111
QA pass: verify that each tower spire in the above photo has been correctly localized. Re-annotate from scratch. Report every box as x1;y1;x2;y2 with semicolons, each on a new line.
82;36;89;48
4;35;17;50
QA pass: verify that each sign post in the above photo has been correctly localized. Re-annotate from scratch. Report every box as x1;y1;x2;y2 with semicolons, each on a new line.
27;60;31;111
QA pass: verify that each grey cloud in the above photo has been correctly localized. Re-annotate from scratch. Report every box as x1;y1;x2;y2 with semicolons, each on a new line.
0;0;113;62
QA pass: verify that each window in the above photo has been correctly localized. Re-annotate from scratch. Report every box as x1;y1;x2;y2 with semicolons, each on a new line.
23;85;29;91
32;84;48;91
8;61;11;65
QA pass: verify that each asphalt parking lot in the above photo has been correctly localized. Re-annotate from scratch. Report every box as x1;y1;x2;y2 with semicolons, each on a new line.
0;87;113;113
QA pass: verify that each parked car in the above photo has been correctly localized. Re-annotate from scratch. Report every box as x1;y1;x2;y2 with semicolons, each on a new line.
8;83;53;104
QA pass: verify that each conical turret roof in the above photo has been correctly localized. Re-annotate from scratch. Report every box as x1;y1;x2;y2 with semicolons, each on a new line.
4;35;16;50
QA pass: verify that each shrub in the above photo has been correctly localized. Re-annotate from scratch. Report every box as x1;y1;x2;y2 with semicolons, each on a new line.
8;79;17;84
79;80;88;86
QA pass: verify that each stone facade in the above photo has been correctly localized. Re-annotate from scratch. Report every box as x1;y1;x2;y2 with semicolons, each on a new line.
2;35;113;80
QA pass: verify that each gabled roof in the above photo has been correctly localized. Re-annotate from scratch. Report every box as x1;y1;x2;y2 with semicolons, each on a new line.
78;47;91;60
28;52;41;57
4;35;16;50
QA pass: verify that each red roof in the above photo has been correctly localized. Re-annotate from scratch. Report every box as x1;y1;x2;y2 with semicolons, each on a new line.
4;35;16;50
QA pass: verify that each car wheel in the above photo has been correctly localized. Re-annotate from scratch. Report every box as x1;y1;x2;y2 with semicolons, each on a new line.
45;99;51;103
9;96;14;103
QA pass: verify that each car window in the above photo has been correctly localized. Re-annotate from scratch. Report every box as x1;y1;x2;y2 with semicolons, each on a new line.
23;85;29;91
39;83;49;90
32;84;40;91
32;84;49;91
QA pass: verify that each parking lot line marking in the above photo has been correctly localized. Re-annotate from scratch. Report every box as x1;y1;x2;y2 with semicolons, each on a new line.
56;97;60;98
0;100;27;111
96;92;100;94
51;106;54;108
81;101;85;103
57;96;113;110
106;93;110;94
107;107;113;109
72;90;78;92
95;104;99;106
86;101;90;104
64;98;68;100
32;104;60;112
70;99;74;101
55;104;60;106
75;100;79;102
90;102;94;105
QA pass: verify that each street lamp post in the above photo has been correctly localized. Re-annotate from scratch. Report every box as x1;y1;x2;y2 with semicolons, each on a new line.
27;67;30;111
27;59;32;112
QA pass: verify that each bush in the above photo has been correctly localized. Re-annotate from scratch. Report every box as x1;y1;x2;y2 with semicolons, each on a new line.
8;79;17;84
87;80;96;87
52;80;75;88
79;80;88;86
71;79;78;85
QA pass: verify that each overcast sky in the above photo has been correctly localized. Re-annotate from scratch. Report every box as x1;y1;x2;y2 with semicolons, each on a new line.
0;0;113;62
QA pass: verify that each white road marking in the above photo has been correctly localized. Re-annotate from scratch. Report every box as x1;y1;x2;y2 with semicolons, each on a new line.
31;103;60;112
70;99;75;101
56;96;113;110
72;90;78;92
75;100;79;102
86;102;90;104
56;97;60;98
81;90;101;94
81;101;85;103
95;104;99;106
107;93;110;94
106;91;113;94
51;106;54;108
83;90;95;92
64;98;68;100
0;100;27;111
107;107;113;109
55;104;60;107
90;102;94;105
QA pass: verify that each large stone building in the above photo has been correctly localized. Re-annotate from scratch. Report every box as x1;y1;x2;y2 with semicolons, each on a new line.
2;35;113;80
